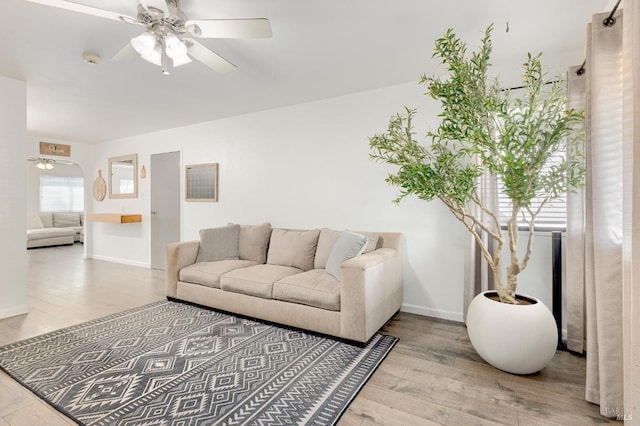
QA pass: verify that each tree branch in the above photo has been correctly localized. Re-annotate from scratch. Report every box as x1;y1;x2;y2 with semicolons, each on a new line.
519;200;547;271
438;196;513;302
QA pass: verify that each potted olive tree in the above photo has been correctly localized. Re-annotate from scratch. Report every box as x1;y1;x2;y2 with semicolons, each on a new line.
369;25;584;374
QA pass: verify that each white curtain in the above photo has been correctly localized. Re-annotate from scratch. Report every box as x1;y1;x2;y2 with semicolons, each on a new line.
566;65;586;354
566;2;639;420
621;0;640;421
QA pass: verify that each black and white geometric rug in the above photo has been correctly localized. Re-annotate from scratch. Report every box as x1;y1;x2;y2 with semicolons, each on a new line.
0;300;396;425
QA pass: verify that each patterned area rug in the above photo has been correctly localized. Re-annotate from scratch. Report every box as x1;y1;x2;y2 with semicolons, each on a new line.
0;300;396;425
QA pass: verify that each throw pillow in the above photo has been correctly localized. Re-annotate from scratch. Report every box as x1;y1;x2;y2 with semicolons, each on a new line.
27;213;44;230
236;223;272;264
195;224;241;263
325;231;368;280
314;228;341;269
267;228;320;271
361;232;380;253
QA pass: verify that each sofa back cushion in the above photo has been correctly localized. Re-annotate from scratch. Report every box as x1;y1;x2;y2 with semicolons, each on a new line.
39;212;53;228
27;213;44;230
236;223;272;264
267;228;320;271
325;231;368;280
196;225;240;263
53;212;81;228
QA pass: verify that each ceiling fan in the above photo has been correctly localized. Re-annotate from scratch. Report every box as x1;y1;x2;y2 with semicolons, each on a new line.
27;156;76;170
23;0;272;75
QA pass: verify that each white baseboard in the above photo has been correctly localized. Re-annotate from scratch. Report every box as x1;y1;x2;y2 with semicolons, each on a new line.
401;303;464;323
0;304;29;320
89;255;150;269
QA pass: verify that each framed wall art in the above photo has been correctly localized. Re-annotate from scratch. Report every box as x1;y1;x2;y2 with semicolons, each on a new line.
185;163;218;202
40;141;71;157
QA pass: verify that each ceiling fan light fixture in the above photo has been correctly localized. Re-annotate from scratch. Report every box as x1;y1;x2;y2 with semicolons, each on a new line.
165;34;188;58
25;0;272;76
36;159;54;170
141;45;163;66
172;54;192;67
131;31;157;57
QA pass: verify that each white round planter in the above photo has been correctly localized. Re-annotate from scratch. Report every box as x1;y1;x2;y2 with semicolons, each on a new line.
466;291;558;375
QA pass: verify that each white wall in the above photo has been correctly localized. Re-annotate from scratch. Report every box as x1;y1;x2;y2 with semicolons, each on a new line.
88;81;562;322
0;75;28;319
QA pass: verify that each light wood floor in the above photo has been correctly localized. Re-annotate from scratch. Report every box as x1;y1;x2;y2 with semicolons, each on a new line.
0;245;612;425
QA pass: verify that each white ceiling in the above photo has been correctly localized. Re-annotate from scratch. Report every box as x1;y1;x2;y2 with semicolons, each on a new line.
1;0;611;143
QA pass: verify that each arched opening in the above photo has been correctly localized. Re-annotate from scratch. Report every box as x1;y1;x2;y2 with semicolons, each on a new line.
26;157;85;254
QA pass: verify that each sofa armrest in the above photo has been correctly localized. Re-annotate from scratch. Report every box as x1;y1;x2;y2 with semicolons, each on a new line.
339;247;403;342
165;240;199;298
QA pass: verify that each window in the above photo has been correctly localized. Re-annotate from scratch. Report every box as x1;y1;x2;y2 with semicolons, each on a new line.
498;188;567;231
495;88;571;232
497;153;568;232
40;176;84;212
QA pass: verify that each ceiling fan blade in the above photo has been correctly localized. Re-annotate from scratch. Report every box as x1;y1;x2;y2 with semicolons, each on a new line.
56;159;77;165
22;0;137;23
185;18;272;39
183;39;236;74
139;0;169;16
112;43;138;61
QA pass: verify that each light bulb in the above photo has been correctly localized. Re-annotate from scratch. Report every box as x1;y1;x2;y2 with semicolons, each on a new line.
131;31;157;57
172;54;192;67
164;33;188;59
45;163;54;170
36;162;46;170
141;45;162;66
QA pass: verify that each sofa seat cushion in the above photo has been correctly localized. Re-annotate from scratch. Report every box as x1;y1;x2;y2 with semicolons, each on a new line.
221;264;302;299
273;269;341;311
180;260;258;289
27;227;76;241
66;226;83;234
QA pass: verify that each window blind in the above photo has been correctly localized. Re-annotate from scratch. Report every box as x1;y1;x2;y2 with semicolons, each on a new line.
40;175;84;212
498;188;567;230
497;152;567;231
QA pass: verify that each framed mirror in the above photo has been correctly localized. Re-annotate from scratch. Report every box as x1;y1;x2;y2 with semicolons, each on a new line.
109;154;138;199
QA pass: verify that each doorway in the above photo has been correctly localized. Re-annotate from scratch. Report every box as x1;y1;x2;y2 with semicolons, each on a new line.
26;158;85;254
150;151;181;270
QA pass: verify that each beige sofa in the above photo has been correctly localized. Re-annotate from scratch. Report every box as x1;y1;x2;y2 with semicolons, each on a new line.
27;212;84;248
166;225;402;343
